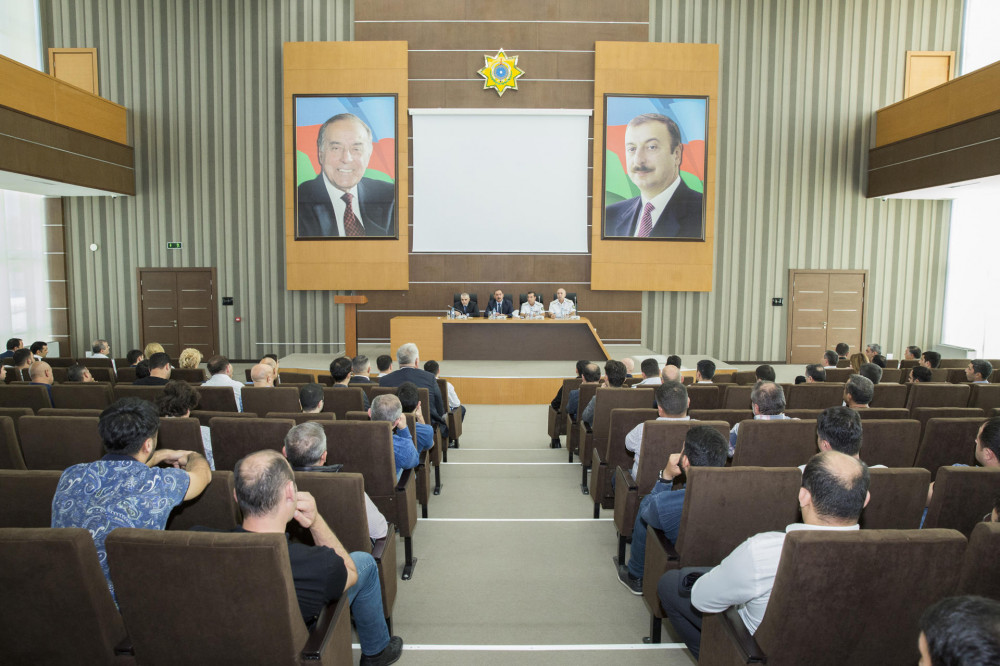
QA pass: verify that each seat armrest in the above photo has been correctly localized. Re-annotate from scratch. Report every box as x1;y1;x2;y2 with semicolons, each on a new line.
301;594;350;660
395;469;418;535
593;447;605;467
371;526;392;560
617;465;637;491
114;638;135;656
719;607;766;663
396;467;413;493
651;524;679;561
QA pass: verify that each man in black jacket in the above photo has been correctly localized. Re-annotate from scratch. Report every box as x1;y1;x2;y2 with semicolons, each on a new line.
377;342;447;437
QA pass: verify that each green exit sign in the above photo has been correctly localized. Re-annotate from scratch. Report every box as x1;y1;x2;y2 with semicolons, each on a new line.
167;242;182;249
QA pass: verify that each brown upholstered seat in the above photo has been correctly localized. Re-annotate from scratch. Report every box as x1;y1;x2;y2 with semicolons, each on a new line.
114;385;165;402
18;415;103;470
321;386;365;419
51;383;114;410
589;407;658;517
731;420;818;467
728;371;757;386
782;409;822;420
0;469;62;527
0;416;25;470
157;417;206;458
700;529;967;665
165;470;239;531
870;383;908;408
115;366;137;383
911;407;985;435
38;407;104;417
785;384;844;410
719;385;752;410
824;368;853;382
859;419;921;467
924;466;1000;536
266;412;336;424
583;387;656;492
857;407;910;419
0;527;130;664
0;407;32;436
105;529;351;665
913;418;985;481
190;409;256;428
291;472;397;629
860;467;930;529
643;466;801;642
209;417;295;471
320;421;419;580
437;377;462;448
404;413;432;519
612;420;730;566
344;411;370;421
958;522;1000;598
0;384;53;412
688;409;754;428
278;371;315;384
565;382;598;464
82;365;116;384
879;368;902;383
167;368;206;383
195;385;239;412
905;383;971;410
685;385;720;410
241;386;301;416
968;383;1000;412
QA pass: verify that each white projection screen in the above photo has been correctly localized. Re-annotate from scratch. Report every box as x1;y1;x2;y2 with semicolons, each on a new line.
410;109;591;253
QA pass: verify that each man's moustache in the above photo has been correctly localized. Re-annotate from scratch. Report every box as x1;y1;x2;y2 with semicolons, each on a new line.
631;167;654;174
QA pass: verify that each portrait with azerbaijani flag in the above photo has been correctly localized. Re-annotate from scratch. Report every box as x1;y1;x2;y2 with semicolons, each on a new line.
602;95;708;241
294;94;398;240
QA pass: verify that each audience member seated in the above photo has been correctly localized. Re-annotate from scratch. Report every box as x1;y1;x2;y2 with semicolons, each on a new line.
622;358;636;376
369;394;419;480
566;363;601;423
860;362;883;384
694;360;716;384
143;342;165;360
926;416;1000;507
376;354;393;377
548;288;575;319
259;355;279;383
800;406;883;470
484;289;513;318
377;343;447;436
636;358;662;386
29;340;48;361
804;364;826;383
918;596;1000;666
230;450;402;665
50;398;211;602
66;363;95;383
756;364;776;382
250;363;275;387
836;342;850;362
425;359;466;424
134;360;151;379
12;348;33;376
200;355;244;409
659;450;870;659
299;383;325;413
865;343;882;362
905;345;921;361
519;291;544;318
922;351;942;369
581;360;629;428
157;379;215;469
133;352;172;386
617;426;728;595
126;349;143;366
660;364;682;384
844;374;874;409
0;337;22;359
849;352;866;373
967;359;993;384
283;421;388;542
909;366;933;383
29;360;54;400
397;382;434;454
728;382;795;458
823;350;838;368
178;347;203;369
871;354;887;369
625;381;691;480
350;356;372;383
330;357;369;409
666;355;682;369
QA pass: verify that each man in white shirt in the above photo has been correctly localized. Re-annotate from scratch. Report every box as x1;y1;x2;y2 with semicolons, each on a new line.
635;358;662;386
423;360;465;424
201;355;245;411
89;338;116;371
967;359;993;383
548;288;575;318
519;291;544;318
624;381;690;481
657;450;870;660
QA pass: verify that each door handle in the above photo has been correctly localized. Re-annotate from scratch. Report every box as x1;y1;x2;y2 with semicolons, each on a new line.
171;320;178;327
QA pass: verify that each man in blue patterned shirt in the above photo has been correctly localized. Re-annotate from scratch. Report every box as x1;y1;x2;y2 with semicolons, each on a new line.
51;398;212;601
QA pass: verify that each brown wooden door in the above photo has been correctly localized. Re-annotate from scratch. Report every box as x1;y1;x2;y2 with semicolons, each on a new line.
138;269;218;359
787;270;866;364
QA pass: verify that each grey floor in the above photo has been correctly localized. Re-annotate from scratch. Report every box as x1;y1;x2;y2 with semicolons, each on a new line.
352;404;697;665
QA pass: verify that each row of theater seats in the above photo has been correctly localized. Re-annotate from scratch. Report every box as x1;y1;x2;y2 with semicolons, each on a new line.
730;365;1000;385
0;468;391;664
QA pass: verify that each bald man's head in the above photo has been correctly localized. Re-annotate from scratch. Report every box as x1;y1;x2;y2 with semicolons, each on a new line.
233;450;294;518
801;450;870;525
29;361;52;384
661;365;682;383
250;363;274;385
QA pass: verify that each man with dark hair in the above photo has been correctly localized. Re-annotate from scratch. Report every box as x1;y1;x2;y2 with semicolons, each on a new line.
804;364;826;383
660;451;870;659
728;381;795;457
396;382;434;454
133;352;172;386
859;362;883;384
844;375;875;409
823;350;839;368
835;343;850;361
329;356;369;409
922;351;942;369
909;366;933;383
695;359;715;383
378;343;446;437
424;359;465;425
551;360;591;447
232;450;402;665
624;381;691;481
298;383;325;413
926;416;1000;510
581;360;629;428
636;358;662;386
814;406;864;458
11;348;33;378
125;349;144;366
51;398;211;601
905;345;922;361
865;343;882;362
666;355;682;369
376;354;393;376
755;365;776;382
0;337;22;359
967;359;993;384
30;340;48;360
350;355;372;383
519;291;544;318
66;363;95;383
918;596;1000;666
872;355;887;369
368;394;419;480
618;426;728;594
484;289;513;318
282;422;388;543
200;354;244;409
566;363;601;421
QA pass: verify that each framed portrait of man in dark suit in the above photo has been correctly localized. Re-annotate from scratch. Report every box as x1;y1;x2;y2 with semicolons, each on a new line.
293;94;398;240
602;95;708;241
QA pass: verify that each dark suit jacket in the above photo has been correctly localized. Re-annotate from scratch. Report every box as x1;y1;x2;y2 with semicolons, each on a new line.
377;366;446;428
348;376;371;384
483;298;513;318
455;302;479;317
296;174;395;238
606;179;704;239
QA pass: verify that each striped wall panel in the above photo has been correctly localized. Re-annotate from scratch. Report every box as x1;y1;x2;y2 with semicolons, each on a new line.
646;0;961;361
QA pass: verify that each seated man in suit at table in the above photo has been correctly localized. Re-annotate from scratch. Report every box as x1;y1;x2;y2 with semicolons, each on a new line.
484;289;513;318
455;292;479;318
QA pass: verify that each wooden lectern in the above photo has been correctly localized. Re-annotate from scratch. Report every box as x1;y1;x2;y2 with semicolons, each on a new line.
334;295;367;358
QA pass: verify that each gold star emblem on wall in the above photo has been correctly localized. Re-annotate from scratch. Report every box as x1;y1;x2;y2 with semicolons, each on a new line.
477;49;524;97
